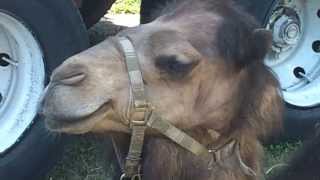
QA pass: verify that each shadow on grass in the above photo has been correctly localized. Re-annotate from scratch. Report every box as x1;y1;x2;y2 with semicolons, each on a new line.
46;135;118;180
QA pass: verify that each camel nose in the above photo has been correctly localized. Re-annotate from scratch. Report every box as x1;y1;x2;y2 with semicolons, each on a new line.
51;64;88;86
59;73;86;85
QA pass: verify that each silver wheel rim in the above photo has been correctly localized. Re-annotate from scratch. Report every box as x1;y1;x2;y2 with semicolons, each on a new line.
0;11;45;154
265;0;320;108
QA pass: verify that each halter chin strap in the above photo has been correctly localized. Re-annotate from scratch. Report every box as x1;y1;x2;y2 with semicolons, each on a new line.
117;36;256;180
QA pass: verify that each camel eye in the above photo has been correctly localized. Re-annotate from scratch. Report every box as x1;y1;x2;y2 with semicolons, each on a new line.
155;55;195;79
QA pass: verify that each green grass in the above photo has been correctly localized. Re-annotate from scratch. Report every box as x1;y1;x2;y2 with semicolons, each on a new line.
46;136;117;180
110;0;141;14
264;141;302;168
46;136;302;180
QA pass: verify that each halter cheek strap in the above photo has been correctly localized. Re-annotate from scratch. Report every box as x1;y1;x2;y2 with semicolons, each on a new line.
118;37;150;180
117;36;256;180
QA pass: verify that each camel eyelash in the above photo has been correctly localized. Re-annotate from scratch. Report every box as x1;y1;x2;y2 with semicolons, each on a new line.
155;55;195;79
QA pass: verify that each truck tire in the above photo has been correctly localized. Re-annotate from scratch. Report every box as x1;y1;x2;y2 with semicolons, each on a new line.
80;0;116;28
140;0;320;138
0;0;89;179
246;0;320;138
140;0;275;24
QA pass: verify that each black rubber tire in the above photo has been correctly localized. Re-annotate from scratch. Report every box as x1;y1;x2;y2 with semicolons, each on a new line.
284;106;320;139
237;0;320;139
0;0;89;180
80;0;116;28
140;0;276;24
140;0;169;24
140;0;320;139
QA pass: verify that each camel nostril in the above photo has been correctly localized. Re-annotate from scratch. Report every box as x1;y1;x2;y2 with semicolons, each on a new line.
59;73;86;85
51;64;88;85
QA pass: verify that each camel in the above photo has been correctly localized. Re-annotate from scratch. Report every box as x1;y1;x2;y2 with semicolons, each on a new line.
41;0;283;179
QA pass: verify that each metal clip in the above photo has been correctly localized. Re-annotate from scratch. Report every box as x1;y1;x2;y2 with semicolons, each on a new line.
298;71;312;83
1;56;18;66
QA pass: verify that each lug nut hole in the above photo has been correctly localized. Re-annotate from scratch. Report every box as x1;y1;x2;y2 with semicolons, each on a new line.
0;53;10;67
0;93;2;104
317;9;320;18
312;41;320;53
294;67;306;79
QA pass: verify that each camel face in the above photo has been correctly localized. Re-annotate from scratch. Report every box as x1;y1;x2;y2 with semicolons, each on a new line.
41;24;238;134
41;0;279;139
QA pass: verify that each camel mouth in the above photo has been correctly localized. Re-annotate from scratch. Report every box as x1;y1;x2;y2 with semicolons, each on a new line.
44;102;111;134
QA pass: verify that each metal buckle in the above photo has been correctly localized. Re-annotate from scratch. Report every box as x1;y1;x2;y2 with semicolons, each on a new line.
131;119;147;126
131;103;153;126
134;101;150;112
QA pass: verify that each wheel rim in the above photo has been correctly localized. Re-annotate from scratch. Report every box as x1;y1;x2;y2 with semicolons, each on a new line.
265;0;320;108
0;11;45;154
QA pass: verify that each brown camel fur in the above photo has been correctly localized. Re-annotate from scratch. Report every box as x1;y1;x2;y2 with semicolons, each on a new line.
41;0;283;179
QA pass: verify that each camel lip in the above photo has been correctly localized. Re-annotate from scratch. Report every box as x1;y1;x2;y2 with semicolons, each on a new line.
44;102;111;134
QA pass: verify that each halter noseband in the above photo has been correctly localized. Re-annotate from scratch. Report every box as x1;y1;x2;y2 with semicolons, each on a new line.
117;36;256;180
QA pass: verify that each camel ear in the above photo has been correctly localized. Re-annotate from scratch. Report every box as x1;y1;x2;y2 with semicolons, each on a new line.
235;29;272;67
249;29;272;61
216;20;272;68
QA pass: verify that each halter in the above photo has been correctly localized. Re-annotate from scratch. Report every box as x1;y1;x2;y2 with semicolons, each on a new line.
117;36;256;180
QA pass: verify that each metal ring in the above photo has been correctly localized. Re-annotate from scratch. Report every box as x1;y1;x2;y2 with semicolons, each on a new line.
131;174;142;180
120;174;127;180
120;174;142;180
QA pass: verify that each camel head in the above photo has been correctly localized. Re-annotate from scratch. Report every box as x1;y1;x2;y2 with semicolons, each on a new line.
41;0;280;138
